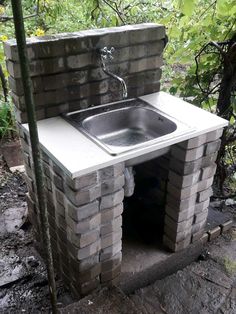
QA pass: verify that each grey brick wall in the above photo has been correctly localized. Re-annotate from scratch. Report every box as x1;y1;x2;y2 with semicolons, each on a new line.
21;126;125;297
21;126;224;294
163;129;223;251
4;23;166;123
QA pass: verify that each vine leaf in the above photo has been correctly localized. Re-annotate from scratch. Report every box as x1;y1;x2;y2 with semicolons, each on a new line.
182;0;195;16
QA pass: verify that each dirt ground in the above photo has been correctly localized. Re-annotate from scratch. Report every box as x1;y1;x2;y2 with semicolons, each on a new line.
0;153;74;313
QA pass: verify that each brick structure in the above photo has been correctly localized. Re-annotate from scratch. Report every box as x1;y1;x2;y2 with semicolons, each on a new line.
4;23;165;124
4;24;224;297
25;128;125;296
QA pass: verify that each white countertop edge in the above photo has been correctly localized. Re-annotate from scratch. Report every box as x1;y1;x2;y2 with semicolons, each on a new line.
22;92;228;179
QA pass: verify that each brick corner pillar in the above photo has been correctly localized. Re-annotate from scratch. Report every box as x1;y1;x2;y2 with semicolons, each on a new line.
163;128;223;252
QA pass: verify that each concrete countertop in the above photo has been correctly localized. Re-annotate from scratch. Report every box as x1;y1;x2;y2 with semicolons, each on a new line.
22;92;228;179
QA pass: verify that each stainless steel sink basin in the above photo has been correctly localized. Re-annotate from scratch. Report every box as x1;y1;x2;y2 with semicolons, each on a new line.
63;99;192;156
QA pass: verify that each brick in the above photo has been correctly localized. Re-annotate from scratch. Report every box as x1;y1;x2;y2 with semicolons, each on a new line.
163;234;191;252
220;220;233;233
66;172;98;190
166;193;197;211
77;277;100;296
127;69;162;89
65;184;101;206
201;153;218;168
206;129;223;142
67;53;93;69
46;190;54;205
47;208;56;227
99;163;125;180
101;275;120;288
191;230;205;243
167;182;198;200
200;232;209;244
101;216;122;235
32;58;65;76
53;174;64;191
30;40;66;59
194;209;208;224
129;25;165;43
32;90;69;107
194;199;210;214
168;169;201;188
147;41;165;55
201;164;217;180
43;162;51;178
58;238;68;254
43;71;87;90
41;150;50;164
170;152;217;175
166;205;195;222
47;200;55;217
179;134;207;149
198;177;214;193
16;76;43;95
73;263;101;284
45;176;52;191
69;239;101;260
164;215;193;233
8;58;66;78
168;176;214;201
56;214;67;231
204;139;221;155
123;45;148;61
101;264;121;283
100;189;124;210
70;253;99;273
100;241;122;262
101;228;122;249
164;225;192;242
55;202;65;217
191;219;206;234
171;145;204;162
101;252;122;273
208;226;221;241
197;187;213;202
45;104;69;118
101;175;125;196
66;200;99;221
101;204;123;224
130;56;163;73
55;188;64;205
4;41;19;61
52;163;64;177
67;227;99;248
66;213;101;234
58;227;67;244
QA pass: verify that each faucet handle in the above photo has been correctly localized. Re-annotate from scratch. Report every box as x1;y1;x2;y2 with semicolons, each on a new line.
100;46;115;61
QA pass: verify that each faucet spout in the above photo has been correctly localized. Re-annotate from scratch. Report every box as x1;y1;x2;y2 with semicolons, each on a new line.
100;47;128;99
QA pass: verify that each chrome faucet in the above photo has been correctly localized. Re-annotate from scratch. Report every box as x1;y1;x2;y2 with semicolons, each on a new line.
100;47;128;99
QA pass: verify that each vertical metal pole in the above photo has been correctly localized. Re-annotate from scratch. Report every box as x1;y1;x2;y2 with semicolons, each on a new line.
10;1;58;312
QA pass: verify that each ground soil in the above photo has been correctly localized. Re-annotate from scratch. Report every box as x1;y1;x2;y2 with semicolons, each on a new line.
0;151;74;313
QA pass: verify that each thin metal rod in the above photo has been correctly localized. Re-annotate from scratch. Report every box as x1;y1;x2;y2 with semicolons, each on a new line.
10;1;58;312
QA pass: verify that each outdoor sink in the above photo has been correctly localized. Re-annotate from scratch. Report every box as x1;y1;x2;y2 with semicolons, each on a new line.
63;99;193;158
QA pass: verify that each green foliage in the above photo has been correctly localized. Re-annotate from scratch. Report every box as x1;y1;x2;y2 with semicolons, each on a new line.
0;99;15;139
